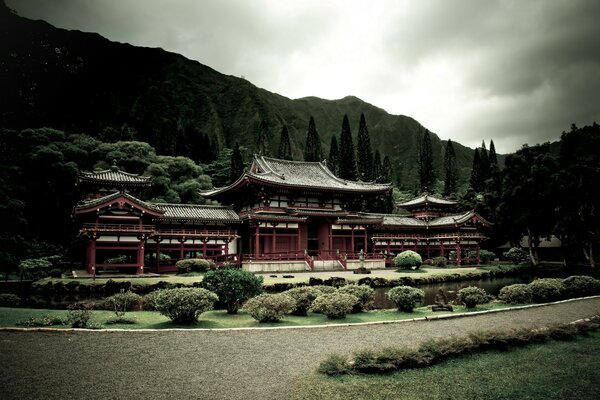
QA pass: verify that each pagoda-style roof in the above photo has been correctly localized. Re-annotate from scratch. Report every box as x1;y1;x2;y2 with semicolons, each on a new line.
79;166;152;187
74;191;163;216
374;210;491;229
397;194;457;208
202;155;392;199
153;204;241;224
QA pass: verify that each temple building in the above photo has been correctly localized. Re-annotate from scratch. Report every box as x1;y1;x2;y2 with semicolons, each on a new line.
73;157;491;274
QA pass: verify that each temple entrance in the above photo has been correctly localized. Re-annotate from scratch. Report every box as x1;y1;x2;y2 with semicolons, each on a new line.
305;218;331;257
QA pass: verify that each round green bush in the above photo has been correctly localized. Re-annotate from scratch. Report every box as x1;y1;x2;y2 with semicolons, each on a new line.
200;266;263;314
503;247;529;264
528;278;565;303
562;275;600;298
433;257;447;267
311;293;358;319
243;293;295;322
152;287;218;324
387;286;425;312
67;303;92;328
338;284;374;312
0;293;21;307
175;258;215;273
104;291;143;317
394;250;423;270
498;284;532;304
311;285;337;295
457;286;489;308
142;290;161;311
285;286;322;316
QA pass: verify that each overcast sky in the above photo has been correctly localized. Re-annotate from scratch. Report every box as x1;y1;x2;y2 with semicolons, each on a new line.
8;0;600;153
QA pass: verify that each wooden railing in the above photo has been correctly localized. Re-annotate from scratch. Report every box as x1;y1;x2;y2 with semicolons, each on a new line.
154;229;239;238
372;232;487;241
81;223;155;234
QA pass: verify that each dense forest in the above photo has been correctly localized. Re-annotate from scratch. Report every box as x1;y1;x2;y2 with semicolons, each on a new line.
0;3;598;273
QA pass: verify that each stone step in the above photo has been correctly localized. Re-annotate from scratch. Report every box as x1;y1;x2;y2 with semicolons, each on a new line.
312;260;344;271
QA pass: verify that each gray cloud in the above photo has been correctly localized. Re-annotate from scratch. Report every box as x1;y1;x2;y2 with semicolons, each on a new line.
7;0;600;153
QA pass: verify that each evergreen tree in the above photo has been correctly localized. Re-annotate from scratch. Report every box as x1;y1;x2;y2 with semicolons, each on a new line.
381;156;393;183
443;139;458;196
479;140;490;183
256;120;270;156
418;130;435;192
304;116;322;162
356;113;373;181
470;148;483;191
372;150;382;183
338;114;357;180
277;125;292;160
488;139;498;167
327;135;340;174
229;143;244;184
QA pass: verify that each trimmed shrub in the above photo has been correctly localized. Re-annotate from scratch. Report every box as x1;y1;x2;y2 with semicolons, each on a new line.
152;287;218;324
310;285;337;295
175;258;214;273
467;250;496;264
529;278;565;303
243;293;295;322
387;286;425;312
457;286;489;308
67;303;92;328
498;284;532;304
49;268;63;278
318;354;353;375
0;293;21;307
503;247;529;264
142;290;161;311
394;250;423;269
16;316;66;327
104;291;142;317
562;275;600;298
200;266;263;314
338;284;374;312
433;257;447;267
285;286;322;316
311;293;358;319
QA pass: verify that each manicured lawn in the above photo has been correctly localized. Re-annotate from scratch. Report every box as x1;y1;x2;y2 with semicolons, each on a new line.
0;302;514;330
289;332;600;400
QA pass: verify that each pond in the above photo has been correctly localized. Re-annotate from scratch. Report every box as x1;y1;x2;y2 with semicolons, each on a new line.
372;275;535;309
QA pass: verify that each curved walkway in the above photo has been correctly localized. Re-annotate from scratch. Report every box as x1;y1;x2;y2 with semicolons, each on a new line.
1;297;600;400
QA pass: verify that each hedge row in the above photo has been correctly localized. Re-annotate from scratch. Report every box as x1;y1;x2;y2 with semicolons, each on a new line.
499;275;600;304
318;316;600;375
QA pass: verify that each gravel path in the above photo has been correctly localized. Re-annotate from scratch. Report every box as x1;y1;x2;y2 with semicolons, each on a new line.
1;297;600;400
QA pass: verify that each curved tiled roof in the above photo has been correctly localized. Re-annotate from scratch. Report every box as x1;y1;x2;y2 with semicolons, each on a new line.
376;210;491;228
79;167;152;186
75;191;162;214
153;203;241;223
202;156;391;197
397;194;457;208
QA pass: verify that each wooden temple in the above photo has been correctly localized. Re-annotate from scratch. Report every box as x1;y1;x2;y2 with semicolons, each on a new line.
74;158;492;274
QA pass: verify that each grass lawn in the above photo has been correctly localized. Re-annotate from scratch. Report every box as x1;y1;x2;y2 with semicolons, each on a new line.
0;302;514;330
289;331;600;400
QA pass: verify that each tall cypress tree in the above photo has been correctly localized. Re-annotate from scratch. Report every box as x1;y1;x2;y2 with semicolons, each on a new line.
373;150;382;183
327;135;340;174
304;116;322;162
277;125;292;160
479;140;490;183
470;148;482;191
256;120;270;156
229;142;244;184
381;155;393;183
418;130;435;192
338;114;357;180
443;139;458;196
488;139;498;168
356;113;373;181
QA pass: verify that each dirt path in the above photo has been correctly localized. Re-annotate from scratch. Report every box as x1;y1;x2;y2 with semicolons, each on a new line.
1;298;599;400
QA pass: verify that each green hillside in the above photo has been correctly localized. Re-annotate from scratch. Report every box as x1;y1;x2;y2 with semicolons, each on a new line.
0;3;486;189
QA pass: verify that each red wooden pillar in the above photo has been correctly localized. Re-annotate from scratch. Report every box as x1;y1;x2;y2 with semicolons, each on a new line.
255;224;260;256
87;238;97;275
426;241;431;259
155;241;161;273
350;226;355;254
272;224;277;254
178;238;185;260
363;228;367;253
476;242;481;265
137;238;145;275
297;226;302;253
455;242;462;266
202;239;208;258
440;245;445;257
328;225;333;253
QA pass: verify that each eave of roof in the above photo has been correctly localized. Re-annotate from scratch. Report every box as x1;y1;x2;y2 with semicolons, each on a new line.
79;168;152;186
397;194;458;208
152;203;241;223
74;192;163;216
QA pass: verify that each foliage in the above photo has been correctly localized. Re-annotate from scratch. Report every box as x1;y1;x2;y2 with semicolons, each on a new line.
142;291;161;311
498;284;532;304
200;266;263;314
327;135;340;175
338;114;357;180
18;257;53;280
528;278;565;303
285;286;322;316
104;291;142;318
418;130;435;192
277;125;293;160
317;354;353;375
311;292;358;319
310;285;338;295
386;286;425;312
433;257;447;267
502;247;529;264
338;284;374;312
466;249;496;264
394;250;423;269
152;287;218;324
175;258;214;273
243;293;295;323
304;116;323;162
0;293;21;307
16;315;66;327
457;286;489;308
561;275;600;298
443;139;458;196
67;303;93;328
356;113;373;181
229;142;244;184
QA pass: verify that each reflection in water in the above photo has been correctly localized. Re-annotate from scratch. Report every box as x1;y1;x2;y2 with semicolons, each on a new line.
372;276;534;309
